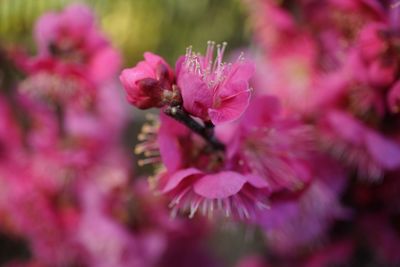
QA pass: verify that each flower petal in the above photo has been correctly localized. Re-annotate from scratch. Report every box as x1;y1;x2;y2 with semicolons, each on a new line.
179;71;213;120
224;61;255;85
245;174;270;189
193;171;247;199
209;86;250;124
157;113;190;171
326;111;365;145
162;168;202;193
89;47;121;85
241;95;281;129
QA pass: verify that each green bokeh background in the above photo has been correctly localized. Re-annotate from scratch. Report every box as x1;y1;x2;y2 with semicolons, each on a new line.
0;0;251;66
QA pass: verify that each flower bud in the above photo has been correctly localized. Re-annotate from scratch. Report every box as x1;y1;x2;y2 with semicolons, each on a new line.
119;52;174;109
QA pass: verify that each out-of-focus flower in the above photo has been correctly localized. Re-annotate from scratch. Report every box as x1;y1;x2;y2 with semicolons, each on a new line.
319;110;400;179
221;96;314;195
15;3;121;108
33;3;121;85
255;156;348;255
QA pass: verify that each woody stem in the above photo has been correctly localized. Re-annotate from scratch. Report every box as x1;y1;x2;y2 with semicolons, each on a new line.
164;106;225;151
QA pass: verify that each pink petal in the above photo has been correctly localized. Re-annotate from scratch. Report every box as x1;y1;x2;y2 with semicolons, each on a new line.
326;111;365;145
209;85;250;124
34;13;59;54
63;4;94;34
365;132;400;170
225;61;255;84
193;171;247;199
119;64;154;91
245;174;270;189
157;113;190;171
89;47;121;84
157;130;184;172
144;52;169;70
241;95;281;128
174;55;185;77
179;71;213;120
162;168;202;193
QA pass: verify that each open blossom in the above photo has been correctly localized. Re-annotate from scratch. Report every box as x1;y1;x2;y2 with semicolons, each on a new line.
120;42;254;124
120;52;175;109
177;42;254;124
134;112;270;219
154;113;270;219
134;95;314;219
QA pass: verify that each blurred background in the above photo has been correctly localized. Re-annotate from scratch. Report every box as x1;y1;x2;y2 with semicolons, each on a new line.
0;0;250;65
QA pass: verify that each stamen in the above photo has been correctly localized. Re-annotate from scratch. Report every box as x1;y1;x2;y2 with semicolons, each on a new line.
205;41;215;69
138;157;161;166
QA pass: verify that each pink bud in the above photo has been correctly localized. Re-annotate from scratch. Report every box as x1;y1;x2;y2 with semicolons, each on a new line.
119;52;174;109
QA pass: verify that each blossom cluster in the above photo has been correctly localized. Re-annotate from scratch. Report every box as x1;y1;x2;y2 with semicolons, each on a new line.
119;0;400;266
1;1;400;267
0;4;217;267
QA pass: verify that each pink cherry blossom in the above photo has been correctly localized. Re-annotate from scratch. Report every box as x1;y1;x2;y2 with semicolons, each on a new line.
177;42;254;124
154;114;269;219
136;114;261;219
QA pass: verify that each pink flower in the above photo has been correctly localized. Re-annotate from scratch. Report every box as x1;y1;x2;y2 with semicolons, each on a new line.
34;4;106;64
139;96;314;219
120;52;175;109
77;182;143;267
154;114;269;219
160;168;270;219
177;42;254;124
35;4;121;80
18;4;121;107
254;157;348;255
319;110;400;179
